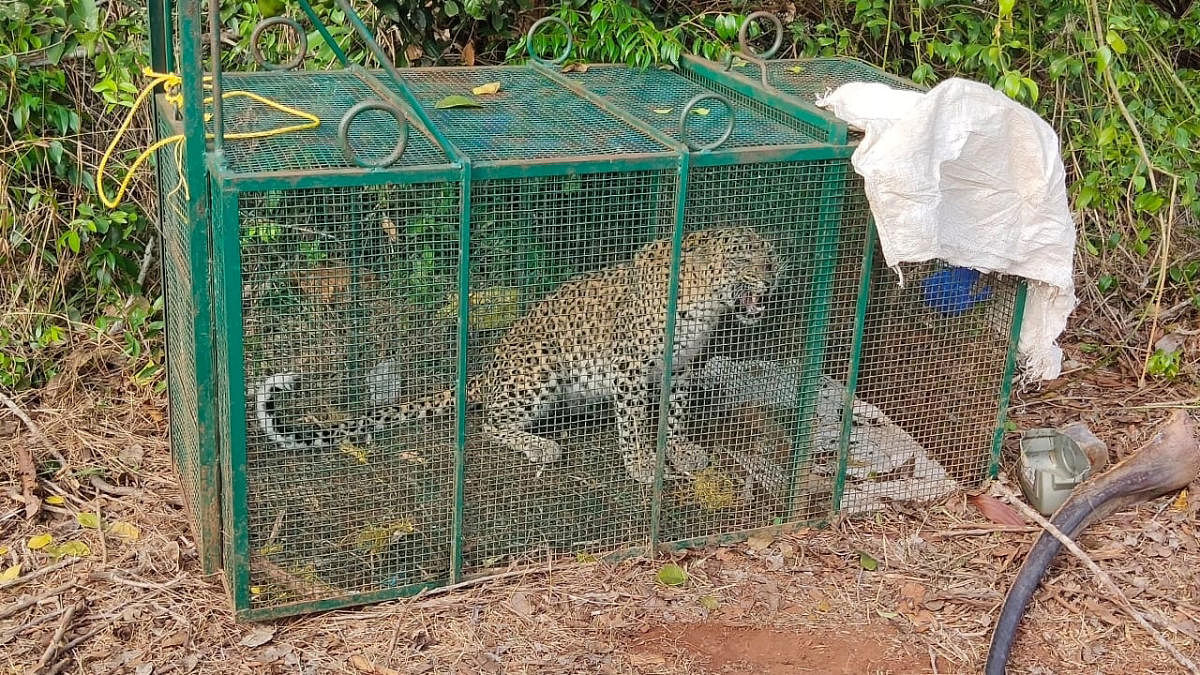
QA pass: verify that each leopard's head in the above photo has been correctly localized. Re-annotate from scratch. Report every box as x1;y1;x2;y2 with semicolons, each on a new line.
691;226;781;326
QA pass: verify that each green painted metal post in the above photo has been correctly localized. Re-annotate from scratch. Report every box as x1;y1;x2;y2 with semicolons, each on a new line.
211;178;252;614
176;0;223;575
451;160;473;584
649;152;690;552
148;0;170;78
989;281;1028;479
831;221;878;513
786;160;849;520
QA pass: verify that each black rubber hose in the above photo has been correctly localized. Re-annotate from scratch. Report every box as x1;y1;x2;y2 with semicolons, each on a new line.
985;464;1187;675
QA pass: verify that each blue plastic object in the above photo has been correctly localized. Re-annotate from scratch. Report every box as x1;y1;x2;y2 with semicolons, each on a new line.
921;266;993;317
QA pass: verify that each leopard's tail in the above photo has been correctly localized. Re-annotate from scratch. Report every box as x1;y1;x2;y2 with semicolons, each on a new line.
254;372;476;451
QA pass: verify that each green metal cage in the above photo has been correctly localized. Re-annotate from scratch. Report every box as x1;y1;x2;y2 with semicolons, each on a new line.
151;3;1025;620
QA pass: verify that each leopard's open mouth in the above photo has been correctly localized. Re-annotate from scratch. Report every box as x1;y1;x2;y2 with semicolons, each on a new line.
736;291;765;324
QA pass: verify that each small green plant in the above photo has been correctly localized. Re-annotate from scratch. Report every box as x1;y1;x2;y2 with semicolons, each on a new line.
1146;347;1182;379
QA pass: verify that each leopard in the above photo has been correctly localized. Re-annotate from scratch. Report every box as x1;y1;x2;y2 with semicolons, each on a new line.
254;225;781;485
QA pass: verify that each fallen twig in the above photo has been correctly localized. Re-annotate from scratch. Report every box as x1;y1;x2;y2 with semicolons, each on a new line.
995;481;1199;674
0;606;65;646
35;601;80;672
5;489;71;517
57;582;175;653
1;391;45;519
0;557;82;592
0;582;75;621
90;475;138;497
87;571;185;591
926;526;1040;539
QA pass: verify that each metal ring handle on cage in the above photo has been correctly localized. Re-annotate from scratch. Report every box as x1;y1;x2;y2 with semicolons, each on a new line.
737;11;784;60
338;100;409;168
251;16;309;71
525;16;574;66
678;93;735;152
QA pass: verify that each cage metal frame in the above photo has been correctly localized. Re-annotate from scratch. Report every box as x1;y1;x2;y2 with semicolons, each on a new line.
150;0;1025;620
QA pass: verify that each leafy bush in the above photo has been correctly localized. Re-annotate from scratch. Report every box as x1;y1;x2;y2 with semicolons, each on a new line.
2;0;1197;391
1;0;160;390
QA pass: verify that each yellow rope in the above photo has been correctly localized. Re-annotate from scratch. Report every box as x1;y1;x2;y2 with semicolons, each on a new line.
96;67;321;209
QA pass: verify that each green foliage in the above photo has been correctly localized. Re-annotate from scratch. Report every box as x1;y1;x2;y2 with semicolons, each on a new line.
218;0;513;68
1146;347;1182;379
3;0;1198;391
792;0;1199;255
2;0;158;390
507;1;739;67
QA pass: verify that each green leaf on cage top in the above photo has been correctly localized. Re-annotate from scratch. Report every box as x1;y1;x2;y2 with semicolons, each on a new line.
435;95;482;109
656;563;687;586
858;551;878;571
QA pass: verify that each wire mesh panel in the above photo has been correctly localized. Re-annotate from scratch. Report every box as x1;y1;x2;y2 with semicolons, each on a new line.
156;102;222;574
759;57;923;103
564;65;822;149
656;160;871;544
834;253;1022;515
459;170;677;573
683;55;1025;517
398;67;671;162
217;71;448;172
231;181;462;610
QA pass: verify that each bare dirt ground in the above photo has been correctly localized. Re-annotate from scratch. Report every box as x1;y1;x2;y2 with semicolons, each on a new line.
2;338;1198;675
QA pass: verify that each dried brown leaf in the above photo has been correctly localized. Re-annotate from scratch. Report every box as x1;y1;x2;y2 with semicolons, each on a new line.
16;441;39;519
471;81;501;96
969;494;1026;526
746;531;774;552
506;591;533;618
381;217;399;243
910;609;936;633
119;444;145;469
898;581;927;612
461;41;476;66
239;627;275;648
351;655;402;675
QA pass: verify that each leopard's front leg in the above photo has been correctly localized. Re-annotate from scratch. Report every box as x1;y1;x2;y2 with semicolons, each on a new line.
664;374;709;474
611;358;657;485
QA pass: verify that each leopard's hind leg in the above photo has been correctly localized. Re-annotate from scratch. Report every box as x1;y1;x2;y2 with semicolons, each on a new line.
480;363;563;467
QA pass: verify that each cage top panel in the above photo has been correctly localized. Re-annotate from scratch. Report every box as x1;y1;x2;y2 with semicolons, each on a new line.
564;65;824;150
728;57;925;107
394;66;674;164
216;71;449;174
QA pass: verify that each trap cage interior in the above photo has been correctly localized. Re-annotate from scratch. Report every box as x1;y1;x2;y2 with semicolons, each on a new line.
683;30;1027;516
153;2;1024;620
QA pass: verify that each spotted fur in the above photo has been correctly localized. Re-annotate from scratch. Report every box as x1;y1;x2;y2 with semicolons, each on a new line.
255;226;780;484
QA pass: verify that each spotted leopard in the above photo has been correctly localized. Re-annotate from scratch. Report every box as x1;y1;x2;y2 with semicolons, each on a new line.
255;226;781;485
